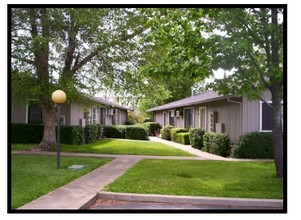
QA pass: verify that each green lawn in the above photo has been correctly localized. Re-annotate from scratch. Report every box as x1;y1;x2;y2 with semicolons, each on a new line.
11;155;112;209
104;159;283;199
12;139;195;156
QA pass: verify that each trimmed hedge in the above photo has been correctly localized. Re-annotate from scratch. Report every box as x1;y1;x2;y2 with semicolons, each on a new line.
203;132;230;157
160;125;174;140
144;122;162;136
11;123;84;145
175;132;190;145
102;125;126;139
61;125;82;145
189;128;205;149
11;123;44;143
230;132;273;159
171;128;188;142
125;126;149;140
84;124;99;143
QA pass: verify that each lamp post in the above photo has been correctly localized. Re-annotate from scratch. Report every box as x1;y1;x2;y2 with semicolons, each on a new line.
52;90;66;169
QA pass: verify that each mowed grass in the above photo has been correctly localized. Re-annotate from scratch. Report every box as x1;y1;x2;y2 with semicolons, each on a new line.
12;139;195;156
104;159;283;199
11;155;112;209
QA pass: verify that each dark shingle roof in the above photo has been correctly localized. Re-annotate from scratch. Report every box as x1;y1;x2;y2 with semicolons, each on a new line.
146;91;234;112
89;97;134;111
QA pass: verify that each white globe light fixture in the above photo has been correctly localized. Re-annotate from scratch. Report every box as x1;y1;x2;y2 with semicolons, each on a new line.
52;90;66;104
52;90;66;169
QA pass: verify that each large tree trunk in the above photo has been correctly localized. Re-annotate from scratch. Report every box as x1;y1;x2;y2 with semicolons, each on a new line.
38;103;57;151
271;85;283;178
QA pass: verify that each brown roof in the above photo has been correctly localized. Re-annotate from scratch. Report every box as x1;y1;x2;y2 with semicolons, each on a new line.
146;91;234;112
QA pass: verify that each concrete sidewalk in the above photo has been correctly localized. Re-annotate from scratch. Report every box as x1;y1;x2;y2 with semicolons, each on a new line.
149;137;274;162
19;156;141;209
15;137;276;210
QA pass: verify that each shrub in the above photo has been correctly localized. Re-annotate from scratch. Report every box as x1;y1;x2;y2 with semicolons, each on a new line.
144;122;162;136
203;132;230;157
175;132;190;145
102;125;126;139
84;124;99;143
78;127;85;144
96;124;103;139
170;128;188;142
124;121;134;125
11;123;44;143
60;126;82;145
189;128;206;149
230;132;273;159
11;123;84;145
160;125;174;140
125;126;149;140
143;118;151;123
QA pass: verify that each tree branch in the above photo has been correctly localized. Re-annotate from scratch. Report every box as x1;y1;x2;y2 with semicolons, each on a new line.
251;84;272;108
247;52;270;89
11;55;36;66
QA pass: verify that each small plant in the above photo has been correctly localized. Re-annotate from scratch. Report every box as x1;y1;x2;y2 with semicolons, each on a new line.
84;124;99;143
144;122;162;136
175;132;190;145
102;125;126;139
189;128;205;149
170;128;188;142
160;125;174;140
203;132;230;157
230;132;273;159
125;126;149;140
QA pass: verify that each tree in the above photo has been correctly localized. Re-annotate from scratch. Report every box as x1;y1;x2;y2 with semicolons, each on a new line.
11;8;146;150
206;8;284;178
136;8;284;178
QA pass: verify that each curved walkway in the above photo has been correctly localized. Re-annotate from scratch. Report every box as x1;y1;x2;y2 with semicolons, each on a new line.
13;137;277;210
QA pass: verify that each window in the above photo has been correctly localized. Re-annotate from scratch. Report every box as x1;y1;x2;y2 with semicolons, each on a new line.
92;107;97;123
169;110;175;126
100;108;106;125
259;101;283;131
163;112;167;127
184;108;194;129
27;100;42;123
199;107;207;130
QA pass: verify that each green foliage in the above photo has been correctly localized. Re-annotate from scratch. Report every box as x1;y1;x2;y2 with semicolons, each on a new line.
102;125;126;139
12;155;112;209
84;124;99;143
231;132;273;159
175;132;190;145
170;128;188;142
60;126;82;145
11;123;85;145
144;122;162;136
160;125;174;141
189;128;206;149
11;123;44;144
104;159;283;199
125;126;149;140
203;132;230;157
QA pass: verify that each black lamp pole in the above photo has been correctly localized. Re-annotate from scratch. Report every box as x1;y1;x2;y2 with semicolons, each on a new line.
57;104;61;169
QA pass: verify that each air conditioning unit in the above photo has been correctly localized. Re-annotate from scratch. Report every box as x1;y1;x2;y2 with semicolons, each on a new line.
215;123;225;133
176;110;183;117
170;110;175;117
